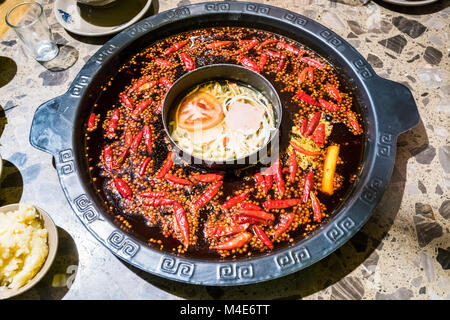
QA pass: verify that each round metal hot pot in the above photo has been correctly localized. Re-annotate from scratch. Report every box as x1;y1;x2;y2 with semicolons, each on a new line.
29;2;419;286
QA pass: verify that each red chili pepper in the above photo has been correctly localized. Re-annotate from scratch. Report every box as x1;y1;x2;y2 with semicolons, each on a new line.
119;93;134;110
238;55;259;73
138;80;158;92
115;147;129;167
206;40;232;49
114;178;132;199
206;223;250;238
307;67;314;83
300;57;324;70
87;113;96;131
131;100;152;120
275;55;286;73
326;83;342;103
300;118;308;136
347;111;361;133
140;191;167;198
211;232;252;250
173;202;190;247
193;181;223;210
130;130;143;152
155;58;172;68
258;52;268;72
276;42;303;56
256;39;277;51
273;213;295;239
312;123;326;147
180;52;196;71
298;67;308;85
124;129;133;147
288;150;298;183
221;190;250;210
129;76;153;93
302;171;314;203
164;40;188;55
142;125;152;155
240;203;262;211
107;109;120;135
238;209;275;221
303;112;322;136
104;145;113;172
192;173;223;183
236;39;258;54
296;90;319;106
232;215;267;225
253;225;274;249
156;152;174;179
310;192;322;222
142;198;174;206
318;98;339;112
263;168;273;191
265;49;284;59
263;199;301;210
290;141;322;157
159;77;172;90
138;157;151;176
272;158;285;196
254;173;268;194
165;173;192;186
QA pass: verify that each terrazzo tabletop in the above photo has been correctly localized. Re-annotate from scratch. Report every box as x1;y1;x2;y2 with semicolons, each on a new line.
0;0;449;300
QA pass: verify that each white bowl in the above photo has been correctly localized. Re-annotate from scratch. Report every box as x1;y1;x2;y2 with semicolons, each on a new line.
0;204;58;300
54;0;152;37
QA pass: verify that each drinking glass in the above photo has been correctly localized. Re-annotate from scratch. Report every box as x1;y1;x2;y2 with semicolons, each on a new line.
5;2;59;62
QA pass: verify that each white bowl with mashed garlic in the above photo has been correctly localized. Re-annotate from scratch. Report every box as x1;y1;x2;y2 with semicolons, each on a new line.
0;204;58;299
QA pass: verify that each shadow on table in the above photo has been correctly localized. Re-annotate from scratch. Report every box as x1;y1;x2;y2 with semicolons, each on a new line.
373;0;450;14
0;56;17;88
0;104;6;139
66;0;159;46
39;44;79;72
119;120;428;299
12;227;80;300
0;160;23;206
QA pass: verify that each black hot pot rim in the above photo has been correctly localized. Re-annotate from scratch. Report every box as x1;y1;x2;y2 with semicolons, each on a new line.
29;1;419;286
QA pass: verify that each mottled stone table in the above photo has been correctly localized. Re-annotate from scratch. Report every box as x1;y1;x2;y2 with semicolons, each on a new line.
0;0;449;300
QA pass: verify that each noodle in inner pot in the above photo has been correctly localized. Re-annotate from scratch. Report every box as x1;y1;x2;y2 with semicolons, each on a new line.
169;81;276;161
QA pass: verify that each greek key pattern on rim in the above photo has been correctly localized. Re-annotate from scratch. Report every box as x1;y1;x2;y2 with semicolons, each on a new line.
218;264;254;280
353;58;373;79
320;30;343;48
282;12;308;26
73;194;98;223
275;247;311;270
59;149;74;175
205;2;230;11
126;20;153;37
377;132;394;158
95;44;117;65
245;3;270;14
360;177;384;205
325;216;356;243
164;7;190;20
159;257;195;279
107;230;140;258
69;75;90;98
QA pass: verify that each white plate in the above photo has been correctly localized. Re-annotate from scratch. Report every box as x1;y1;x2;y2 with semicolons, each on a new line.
54;0;152;37
0;204;58;300
380;0;440;6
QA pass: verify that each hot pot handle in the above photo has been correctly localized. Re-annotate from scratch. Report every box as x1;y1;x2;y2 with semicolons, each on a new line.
29;94;73;155
369;77;420;136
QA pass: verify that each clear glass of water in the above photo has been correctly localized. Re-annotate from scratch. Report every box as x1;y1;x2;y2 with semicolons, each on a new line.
5;2;59;62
